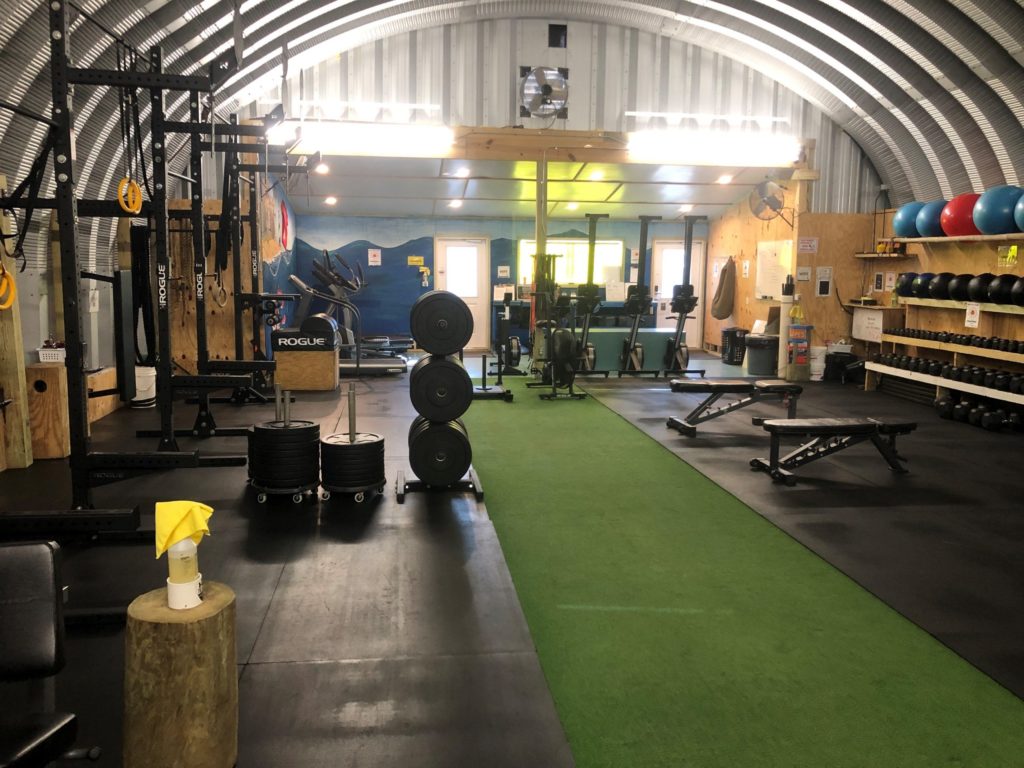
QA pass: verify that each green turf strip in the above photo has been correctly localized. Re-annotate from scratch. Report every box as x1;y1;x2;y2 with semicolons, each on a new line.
462;380;1024;768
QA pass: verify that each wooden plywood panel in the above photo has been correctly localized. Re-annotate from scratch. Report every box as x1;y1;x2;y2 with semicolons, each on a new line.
0;174;33;469
166;199;256;373
26;363;70;459
86;367;122;425
274;349;339;391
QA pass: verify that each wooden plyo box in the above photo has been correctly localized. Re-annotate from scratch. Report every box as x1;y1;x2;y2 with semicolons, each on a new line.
26;362;70;459
87;367;122;425
274;348;340;391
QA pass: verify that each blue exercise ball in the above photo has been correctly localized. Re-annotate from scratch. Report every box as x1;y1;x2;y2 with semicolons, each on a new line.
915;200;947;237
893;202;926;238
1014;189;1024;232
973;185;1024;234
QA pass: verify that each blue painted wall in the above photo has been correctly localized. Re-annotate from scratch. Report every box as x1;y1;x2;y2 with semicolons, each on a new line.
262;213;709;337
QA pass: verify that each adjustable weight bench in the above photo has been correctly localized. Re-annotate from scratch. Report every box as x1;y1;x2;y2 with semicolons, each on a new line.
750;418;917;485
666;379;802;437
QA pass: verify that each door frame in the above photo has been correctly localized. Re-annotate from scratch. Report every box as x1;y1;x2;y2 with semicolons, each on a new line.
652;238;706;350
434;236;491;351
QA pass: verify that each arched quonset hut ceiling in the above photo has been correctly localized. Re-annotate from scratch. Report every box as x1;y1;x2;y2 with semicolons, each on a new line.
1;0;1022;263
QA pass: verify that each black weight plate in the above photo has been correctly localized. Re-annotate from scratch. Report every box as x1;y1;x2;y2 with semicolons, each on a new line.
322;432;385;447
409;419;472;488
253;420;319;433
507;336;522;367
409;291;474;355
409;356;473;421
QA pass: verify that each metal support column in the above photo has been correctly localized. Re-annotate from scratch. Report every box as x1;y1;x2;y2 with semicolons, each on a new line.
149;47;178;451
48;2;92;507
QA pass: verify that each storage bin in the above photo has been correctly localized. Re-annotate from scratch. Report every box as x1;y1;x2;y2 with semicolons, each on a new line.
745;334;779;376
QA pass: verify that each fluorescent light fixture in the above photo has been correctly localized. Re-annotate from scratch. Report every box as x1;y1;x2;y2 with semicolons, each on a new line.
678;204;694;213
314;162;329;175
324;196;338;205
277;120;454;158
625;110;790;127
588;170;605;181
566;202;579;211
453;167;470;178
627;130;802;167
448;199;463;209
716;174;734;185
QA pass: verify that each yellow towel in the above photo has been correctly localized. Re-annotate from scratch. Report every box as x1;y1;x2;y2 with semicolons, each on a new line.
154;501;214;558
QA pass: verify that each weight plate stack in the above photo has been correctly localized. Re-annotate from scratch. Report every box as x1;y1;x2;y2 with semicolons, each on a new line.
409;355;473;421
409;290;474;355
321;432;386;494
247;420;320;491
408;416;472;488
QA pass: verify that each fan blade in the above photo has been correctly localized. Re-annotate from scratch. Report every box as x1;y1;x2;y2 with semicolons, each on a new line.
765;194;784;212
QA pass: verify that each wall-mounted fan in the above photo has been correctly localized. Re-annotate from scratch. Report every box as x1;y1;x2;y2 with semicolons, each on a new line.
748;180;793;227
519;66;569;119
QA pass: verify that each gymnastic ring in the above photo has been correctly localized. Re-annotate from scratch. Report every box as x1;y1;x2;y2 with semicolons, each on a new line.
117;177;143;215
0;270;16;310
214;283;229;307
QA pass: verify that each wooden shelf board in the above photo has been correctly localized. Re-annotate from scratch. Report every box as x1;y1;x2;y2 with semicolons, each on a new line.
898;297;1024;315
866;362;1024;405
851;257;917;264
892;233;1024;244
880;334;1024;364
843;303;904;311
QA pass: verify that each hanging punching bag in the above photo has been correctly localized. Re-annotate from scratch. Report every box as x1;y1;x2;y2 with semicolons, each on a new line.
711;257;736;320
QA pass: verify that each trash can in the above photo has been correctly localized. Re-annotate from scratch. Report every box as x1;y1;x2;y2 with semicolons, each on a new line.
721;327;748;365
745;334;779;376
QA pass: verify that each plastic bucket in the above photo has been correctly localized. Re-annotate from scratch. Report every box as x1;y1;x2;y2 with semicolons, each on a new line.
810;346;827;380
131;366;157;408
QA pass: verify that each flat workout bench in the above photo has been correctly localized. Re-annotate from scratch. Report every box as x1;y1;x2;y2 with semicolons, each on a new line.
666;379;802;436
750;418;917;485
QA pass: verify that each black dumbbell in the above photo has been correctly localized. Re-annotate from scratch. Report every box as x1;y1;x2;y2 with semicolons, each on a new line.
970;367;987;385
928;360;943;376
953;401;973;421
1010;375;1024;394
968;403;989;426
995;373;1011;391
982;369;997;387
941;363;954;378
934;398;955;419
981;408;1006;431
1009;412;1023;431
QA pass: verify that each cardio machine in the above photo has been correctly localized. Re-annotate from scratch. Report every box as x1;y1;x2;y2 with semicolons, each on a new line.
288;250;409;376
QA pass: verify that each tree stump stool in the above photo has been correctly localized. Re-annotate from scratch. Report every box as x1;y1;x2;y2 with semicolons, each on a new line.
123;581;237;768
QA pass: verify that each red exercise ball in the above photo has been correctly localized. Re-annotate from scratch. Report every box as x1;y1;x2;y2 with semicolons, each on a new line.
941;193;982;236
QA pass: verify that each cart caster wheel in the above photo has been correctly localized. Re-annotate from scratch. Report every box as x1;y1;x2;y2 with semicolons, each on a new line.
354;492;365;503
321;490;331;501
257;493;267;504
292;493;303;504
378;485;385;494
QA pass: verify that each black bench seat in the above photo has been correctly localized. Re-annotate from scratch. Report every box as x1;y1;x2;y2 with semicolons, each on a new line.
666;379;803;436
751;418;918;485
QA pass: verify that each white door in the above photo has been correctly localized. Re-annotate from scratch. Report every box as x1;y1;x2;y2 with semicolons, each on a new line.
435;238;489;350
652;240;705;348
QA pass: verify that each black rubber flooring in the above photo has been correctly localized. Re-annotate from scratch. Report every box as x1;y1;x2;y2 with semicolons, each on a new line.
0;377;574;768
582;367;1024;699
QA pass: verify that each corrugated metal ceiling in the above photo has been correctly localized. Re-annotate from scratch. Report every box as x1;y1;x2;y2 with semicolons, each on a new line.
1;0;1021;237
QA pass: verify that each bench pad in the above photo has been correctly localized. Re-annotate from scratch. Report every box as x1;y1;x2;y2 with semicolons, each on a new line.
761;417;916;437
669;378;755;394
754;380;803;395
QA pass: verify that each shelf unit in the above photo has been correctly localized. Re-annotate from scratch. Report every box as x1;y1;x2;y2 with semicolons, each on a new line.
880;334;1024;365
864;362;1024;406
842;303;902;311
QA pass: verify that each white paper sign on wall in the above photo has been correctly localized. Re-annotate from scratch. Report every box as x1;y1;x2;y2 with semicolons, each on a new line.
497;265;511;278
368;248;382;266
798;237;819;254
796;266;812;282
965;302;981;328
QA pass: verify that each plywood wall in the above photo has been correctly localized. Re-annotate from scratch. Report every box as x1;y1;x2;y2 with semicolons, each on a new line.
703;183;876;350
166;199;258;373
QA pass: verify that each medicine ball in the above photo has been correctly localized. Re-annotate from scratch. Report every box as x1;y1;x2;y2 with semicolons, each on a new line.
1010;276;1024;307
927;272;956;300
973;185;1024;235
985;274;1018;304
947;274;973;301
915;200;948;237
1014;190;1024;232
911;272;935;298
941;193;982;236
893;202;926;238
895;272;918;297
967;273;995;302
